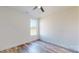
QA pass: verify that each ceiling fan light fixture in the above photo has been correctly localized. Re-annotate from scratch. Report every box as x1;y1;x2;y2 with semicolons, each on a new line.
33;6;45;12
38;6;41;8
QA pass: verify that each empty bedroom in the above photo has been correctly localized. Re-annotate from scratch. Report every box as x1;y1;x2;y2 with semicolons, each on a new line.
0;6;79;53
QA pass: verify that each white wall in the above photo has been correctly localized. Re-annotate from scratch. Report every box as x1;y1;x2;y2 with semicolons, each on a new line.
40;7;79;51
0;7;31;51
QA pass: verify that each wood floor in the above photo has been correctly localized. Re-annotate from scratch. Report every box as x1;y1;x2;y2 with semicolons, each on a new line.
0;41;77;53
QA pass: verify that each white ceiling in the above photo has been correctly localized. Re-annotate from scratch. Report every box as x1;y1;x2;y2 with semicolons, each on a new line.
8;6;72;18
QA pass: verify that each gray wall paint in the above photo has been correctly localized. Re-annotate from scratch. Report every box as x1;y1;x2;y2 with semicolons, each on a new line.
40;7;79;51
0;7;31;51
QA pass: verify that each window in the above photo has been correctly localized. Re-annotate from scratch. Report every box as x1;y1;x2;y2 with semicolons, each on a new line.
30;19;38;36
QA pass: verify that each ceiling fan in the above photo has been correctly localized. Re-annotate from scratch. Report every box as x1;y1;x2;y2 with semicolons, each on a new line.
33;6;45;12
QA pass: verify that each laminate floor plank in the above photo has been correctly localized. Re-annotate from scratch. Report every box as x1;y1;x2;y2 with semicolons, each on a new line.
0;41;76;53
20;41;73;53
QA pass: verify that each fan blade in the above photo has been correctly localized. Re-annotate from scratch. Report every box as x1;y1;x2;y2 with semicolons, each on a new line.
33;6;37;10
40;7;44;12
